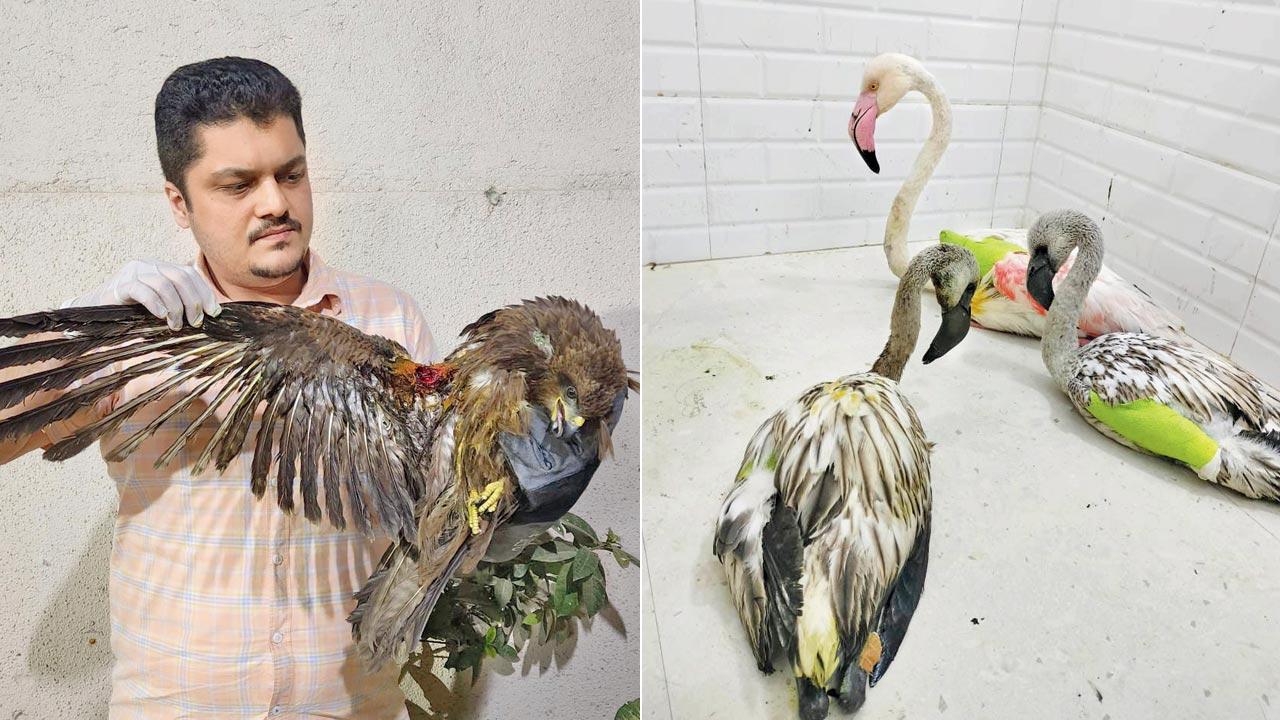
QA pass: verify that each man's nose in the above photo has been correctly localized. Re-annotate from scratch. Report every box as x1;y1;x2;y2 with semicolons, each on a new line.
254;176;288;218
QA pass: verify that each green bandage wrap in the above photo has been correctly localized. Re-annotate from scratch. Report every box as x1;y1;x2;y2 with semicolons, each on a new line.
1085;392;1218;470
939;229;1024;279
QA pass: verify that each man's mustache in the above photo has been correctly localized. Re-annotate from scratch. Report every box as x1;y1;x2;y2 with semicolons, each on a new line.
249;216;302;242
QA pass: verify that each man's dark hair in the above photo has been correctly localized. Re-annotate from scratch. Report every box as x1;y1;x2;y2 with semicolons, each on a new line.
155;57;305;196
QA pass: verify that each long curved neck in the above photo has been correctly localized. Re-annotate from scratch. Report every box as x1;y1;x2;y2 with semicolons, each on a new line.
871;263;929;381
884;76;952;278
1042;238;1103;390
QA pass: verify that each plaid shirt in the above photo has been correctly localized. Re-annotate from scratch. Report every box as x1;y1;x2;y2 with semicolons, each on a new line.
41;251;434;719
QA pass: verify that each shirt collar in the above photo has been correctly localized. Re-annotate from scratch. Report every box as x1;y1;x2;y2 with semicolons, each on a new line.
193;248;345;315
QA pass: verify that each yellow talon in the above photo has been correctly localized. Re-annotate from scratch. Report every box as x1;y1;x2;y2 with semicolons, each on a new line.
466;494;481;534
466;480;505;535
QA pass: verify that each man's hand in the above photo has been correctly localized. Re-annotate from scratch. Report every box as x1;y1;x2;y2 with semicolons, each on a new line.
65;259;221;330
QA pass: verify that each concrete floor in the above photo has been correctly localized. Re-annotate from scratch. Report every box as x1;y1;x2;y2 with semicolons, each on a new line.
642;241;1280;720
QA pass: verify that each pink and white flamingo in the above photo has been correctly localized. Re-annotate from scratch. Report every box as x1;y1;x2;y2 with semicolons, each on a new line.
849;53;1188;342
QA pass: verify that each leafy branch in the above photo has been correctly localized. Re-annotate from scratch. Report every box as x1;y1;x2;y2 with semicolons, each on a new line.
400;513;638;714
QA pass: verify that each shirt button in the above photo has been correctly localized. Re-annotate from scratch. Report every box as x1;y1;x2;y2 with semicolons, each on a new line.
271;706;283;716
271;553;284;565
271;631;284;644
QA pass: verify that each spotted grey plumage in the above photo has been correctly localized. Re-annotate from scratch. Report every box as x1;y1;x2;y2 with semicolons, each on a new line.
1029;209;1280;500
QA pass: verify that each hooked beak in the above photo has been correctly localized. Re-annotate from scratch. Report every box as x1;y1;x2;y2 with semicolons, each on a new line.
551;397;585;439
1026;250;1056;310
922;284;975;364
850;91;880;174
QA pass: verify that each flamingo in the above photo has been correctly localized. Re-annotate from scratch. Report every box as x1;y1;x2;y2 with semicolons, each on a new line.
849;53;1188;342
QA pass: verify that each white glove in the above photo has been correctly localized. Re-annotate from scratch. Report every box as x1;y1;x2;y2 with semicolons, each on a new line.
64;260;222;330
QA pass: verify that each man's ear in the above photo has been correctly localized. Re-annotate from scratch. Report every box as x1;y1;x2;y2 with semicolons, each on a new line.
165;181;191;229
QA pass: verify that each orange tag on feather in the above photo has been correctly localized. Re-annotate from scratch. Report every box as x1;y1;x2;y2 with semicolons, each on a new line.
858;632;882;673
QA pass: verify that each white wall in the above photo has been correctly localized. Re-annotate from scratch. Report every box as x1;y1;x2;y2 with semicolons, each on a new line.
642;0;1058;262
643;0;1280;385
0;2;639;718
1025;0;1280;385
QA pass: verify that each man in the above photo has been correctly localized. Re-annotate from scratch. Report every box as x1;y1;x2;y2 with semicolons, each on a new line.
0;57;430;718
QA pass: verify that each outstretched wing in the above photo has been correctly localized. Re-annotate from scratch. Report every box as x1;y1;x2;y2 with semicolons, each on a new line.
0;302;442;541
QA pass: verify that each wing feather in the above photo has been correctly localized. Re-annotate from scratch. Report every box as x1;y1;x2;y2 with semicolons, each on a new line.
276;384;307;515
250;379;288;497
299;389;322;523
1077;333;1277;430
0;302;443;542
320;408;344;529
200;365;266;474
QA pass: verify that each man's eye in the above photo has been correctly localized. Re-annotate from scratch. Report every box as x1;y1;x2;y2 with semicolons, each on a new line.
224;182;249;193
284;171;305;183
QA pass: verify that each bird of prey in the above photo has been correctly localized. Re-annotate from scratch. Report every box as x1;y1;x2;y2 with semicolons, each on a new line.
0;295;635;667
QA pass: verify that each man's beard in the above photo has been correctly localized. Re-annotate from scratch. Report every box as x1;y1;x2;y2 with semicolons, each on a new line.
250;252;305;279
247;214;306;279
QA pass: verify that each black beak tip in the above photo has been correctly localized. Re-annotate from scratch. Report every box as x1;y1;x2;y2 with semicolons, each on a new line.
923;301;973;365
860;149;880;174
1026;254;1058;309
1027;272;1056;309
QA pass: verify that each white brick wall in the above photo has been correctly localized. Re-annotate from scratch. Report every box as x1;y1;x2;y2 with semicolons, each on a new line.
1025;0;1280;385
644;0;1279;385
642;0;1057;264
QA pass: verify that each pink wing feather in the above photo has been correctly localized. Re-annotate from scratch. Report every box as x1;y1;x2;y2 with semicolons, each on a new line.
989;252;1188;341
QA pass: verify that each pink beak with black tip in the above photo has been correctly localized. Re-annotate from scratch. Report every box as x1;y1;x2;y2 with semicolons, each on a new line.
850;90;880;174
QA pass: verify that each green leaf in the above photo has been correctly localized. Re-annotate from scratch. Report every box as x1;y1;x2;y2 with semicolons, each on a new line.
492;577;514;608
484;626;497;645
611;547;638;568
522;611;541;626
615;699;641;720
559;512;599;544
556;590;579;617
581;576;607;616
531;544;578;563
511;563;528;579
552;562;571;601
550;562;578;616
497;643;519;660
571;548;602;582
